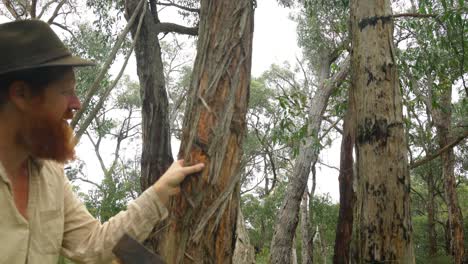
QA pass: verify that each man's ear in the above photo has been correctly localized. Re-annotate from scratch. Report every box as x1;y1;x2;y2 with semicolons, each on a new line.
8;81;34;111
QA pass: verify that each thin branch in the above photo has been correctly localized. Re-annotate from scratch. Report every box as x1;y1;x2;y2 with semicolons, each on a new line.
72;0;146;131
317;161;340;172
2;0;21;19
37;0;55;19
157;1;200;14
320;117;343;139
73;177;102;191
46;0;66;24
392;13;437;19
50;22;76;40
410;130;468;169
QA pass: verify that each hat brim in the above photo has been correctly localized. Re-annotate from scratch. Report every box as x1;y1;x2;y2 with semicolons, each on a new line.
0;55;96;75
40;55;96;68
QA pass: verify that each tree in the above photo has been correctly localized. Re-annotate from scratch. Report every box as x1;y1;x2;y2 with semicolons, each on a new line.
349;0;415;262
155;0;254;262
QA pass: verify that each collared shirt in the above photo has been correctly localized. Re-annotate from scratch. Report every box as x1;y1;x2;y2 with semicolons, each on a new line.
0;159;168;264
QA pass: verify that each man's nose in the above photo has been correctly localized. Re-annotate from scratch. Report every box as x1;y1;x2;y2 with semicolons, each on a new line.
69;95;82;111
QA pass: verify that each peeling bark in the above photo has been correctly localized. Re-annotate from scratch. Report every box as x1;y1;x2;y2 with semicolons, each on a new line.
350;0;415;262
157;1;254;263
232;209;255;264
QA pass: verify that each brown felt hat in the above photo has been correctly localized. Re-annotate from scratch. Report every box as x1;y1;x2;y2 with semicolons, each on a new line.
0;19;95;75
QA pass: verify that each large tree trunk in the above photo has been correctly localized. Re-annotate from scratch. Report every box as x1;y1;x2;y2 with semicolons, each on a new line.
270;56;350;264
157;0;254;263
333;94;356;264
350;0;414;262
432;85;465;263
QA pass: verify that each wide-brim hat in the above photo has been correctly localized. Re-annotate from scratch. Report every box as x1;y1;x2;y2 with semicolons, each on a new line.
0;19;95;75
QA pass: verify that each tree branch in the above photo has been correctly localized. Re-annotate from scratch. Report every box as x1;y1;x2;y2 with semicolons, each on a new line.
2;0;21;19
410;130;468;169
392;13;437;19
157;1;200;14
47;0;66;24
37;0;55;19
73;177;103;191
50;22;76;40
154;22;198;36
30;0;37;18
72;0;146;131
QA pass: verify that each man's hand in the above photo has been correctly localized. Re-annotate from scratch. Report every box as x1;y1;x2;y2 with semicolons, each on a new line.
153;160;204;205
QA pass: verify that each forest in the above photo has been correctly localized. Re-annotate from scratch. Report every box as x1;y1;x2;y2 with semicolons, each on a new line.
0;0;466;263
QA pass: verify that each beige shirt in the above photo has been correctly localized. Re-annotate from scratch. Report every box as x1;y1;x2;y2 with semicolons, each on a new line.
0;159;168;264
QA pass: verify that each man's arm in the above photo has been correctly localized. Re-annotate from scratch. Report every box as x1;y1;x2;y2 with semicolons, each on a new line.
60;160;203;263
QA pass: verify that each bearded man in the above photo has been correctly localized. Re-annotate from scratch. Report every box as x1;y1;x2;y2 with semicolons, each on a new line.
0;20;204;263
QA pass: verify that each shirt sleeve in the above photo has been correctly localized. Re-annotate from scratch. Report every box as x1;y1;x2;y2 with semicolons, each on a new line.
60;174;168;263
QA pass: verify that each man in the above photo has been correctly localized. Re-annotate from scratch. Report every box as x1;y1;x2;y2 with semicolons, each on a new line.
0;20;204;263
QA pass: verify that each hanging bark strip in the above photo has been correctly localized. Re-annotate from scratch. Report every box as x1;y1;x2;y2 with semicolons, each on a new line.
350;0;414;262
157;1;254;263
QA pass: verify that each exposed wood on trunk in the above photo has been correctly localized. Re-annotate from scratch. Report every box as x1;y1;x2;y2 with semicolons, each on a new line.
270;56;350;264
157;1;254;263
350;0;415;262
232;208;255;264
333;93;355;264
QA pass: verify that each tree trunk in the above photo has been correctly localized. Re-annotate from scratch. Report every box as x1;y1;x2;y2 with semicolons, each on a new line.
232;208;255;264
333;94;355;264
270;56;350;264
292;236;298;264
426;169;437;259
350;0;414;262
157;0;254;263
301;192;312;264
432;85;465;263
124;0;173;191
124;0;174;252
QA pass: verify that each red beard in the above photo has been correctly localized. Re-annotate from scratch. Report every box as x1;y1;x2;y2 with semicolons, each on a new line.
17;109;77;164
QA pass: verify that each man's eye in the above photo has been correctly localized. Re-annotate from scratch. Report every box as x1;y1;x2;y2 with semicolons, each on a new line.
62;90;75;96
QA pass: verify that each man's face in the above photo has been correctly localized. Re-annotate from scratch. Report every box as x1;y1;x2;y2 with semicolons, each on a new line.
17;69;81;163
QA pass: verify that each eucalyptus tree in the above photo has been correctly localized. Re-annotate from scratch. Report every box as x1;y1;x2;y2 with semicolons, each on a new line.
396;0;467;261
155;0;254;262
349;0;415;262
270;0;350;262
